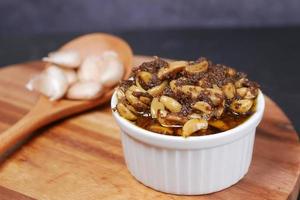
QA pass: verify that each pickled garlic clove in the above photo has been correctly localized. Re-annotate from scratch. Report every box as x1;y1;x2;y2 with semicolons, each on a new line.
182;119;208;137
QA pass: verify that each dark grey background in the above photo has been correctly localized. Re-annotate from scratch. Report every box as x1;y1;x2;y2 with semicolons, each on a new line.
1;28;299;136
0;1;299;131
1;0;300;35
0;1;299;135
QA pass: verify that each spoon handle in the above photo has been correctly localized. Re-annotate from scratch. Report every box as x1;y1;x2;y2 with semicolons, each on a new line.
0;95;102;157
0;103;50;157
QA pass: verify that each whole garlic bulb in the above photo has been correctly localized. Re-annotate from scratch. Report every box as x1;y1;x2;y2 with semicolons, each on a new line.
26;65;68;101
42;51;81;68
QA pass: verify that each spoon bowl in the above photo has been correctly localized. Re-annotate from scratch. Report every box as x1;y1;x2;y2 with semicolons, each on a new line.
0;33;133;157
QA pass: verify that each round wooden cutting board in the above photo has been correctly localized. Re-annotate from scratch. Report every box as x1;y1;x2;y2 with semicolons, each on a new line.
0;56;299;200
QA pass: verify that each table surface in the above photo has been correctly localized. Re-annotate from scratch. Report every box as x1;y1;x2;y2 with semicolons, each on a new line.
0;27;299;137
0;57;299;200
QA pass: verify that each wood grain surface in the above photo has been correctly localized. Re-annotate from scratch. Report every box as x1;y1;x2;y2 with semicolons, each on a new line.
0;56;299;200
0;33;134;157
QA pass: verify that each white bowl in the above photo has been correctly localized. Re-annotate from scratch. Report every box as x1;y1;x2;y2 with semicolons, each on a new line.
111;91;265;195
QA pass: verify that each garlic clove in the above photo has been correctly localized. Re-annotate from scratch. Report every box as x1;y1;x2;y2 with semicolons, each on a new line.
26;75;55;97
98;52;124;87
101;50;118;59
42;51;81;68
66;81;103;100
26;66;68;101
62;68;77;85
78;55;103;82
45;64;77;85
78;51;124;88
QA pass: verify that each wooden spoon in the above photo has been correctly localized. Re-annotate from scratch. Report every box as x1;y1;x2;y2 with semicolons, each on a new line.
0;33;133;157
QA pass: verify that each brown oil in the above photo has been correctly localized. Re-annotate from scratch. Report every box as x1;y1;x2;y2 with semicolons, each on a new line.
132;98;258;136
135;112;251;136
134;97;257;137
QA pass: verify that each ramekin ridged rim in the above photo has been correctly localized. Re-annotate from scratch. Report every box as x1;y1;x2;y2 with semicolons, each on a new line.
112;90;265;149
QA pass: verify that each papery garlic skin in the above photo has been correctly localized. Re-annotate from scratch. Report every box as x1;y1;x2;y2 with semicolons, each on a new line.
66;81;103;100
42;51;81;68
26;65;68;101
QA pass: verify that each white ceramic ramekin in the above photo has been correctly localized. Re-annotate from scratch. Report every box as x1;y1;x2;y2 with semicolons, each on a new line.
111;91;265;195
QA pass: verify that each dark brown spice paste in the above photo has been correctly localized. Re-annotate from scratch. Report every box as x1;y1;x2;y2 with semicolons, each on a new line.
115;57;259;137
